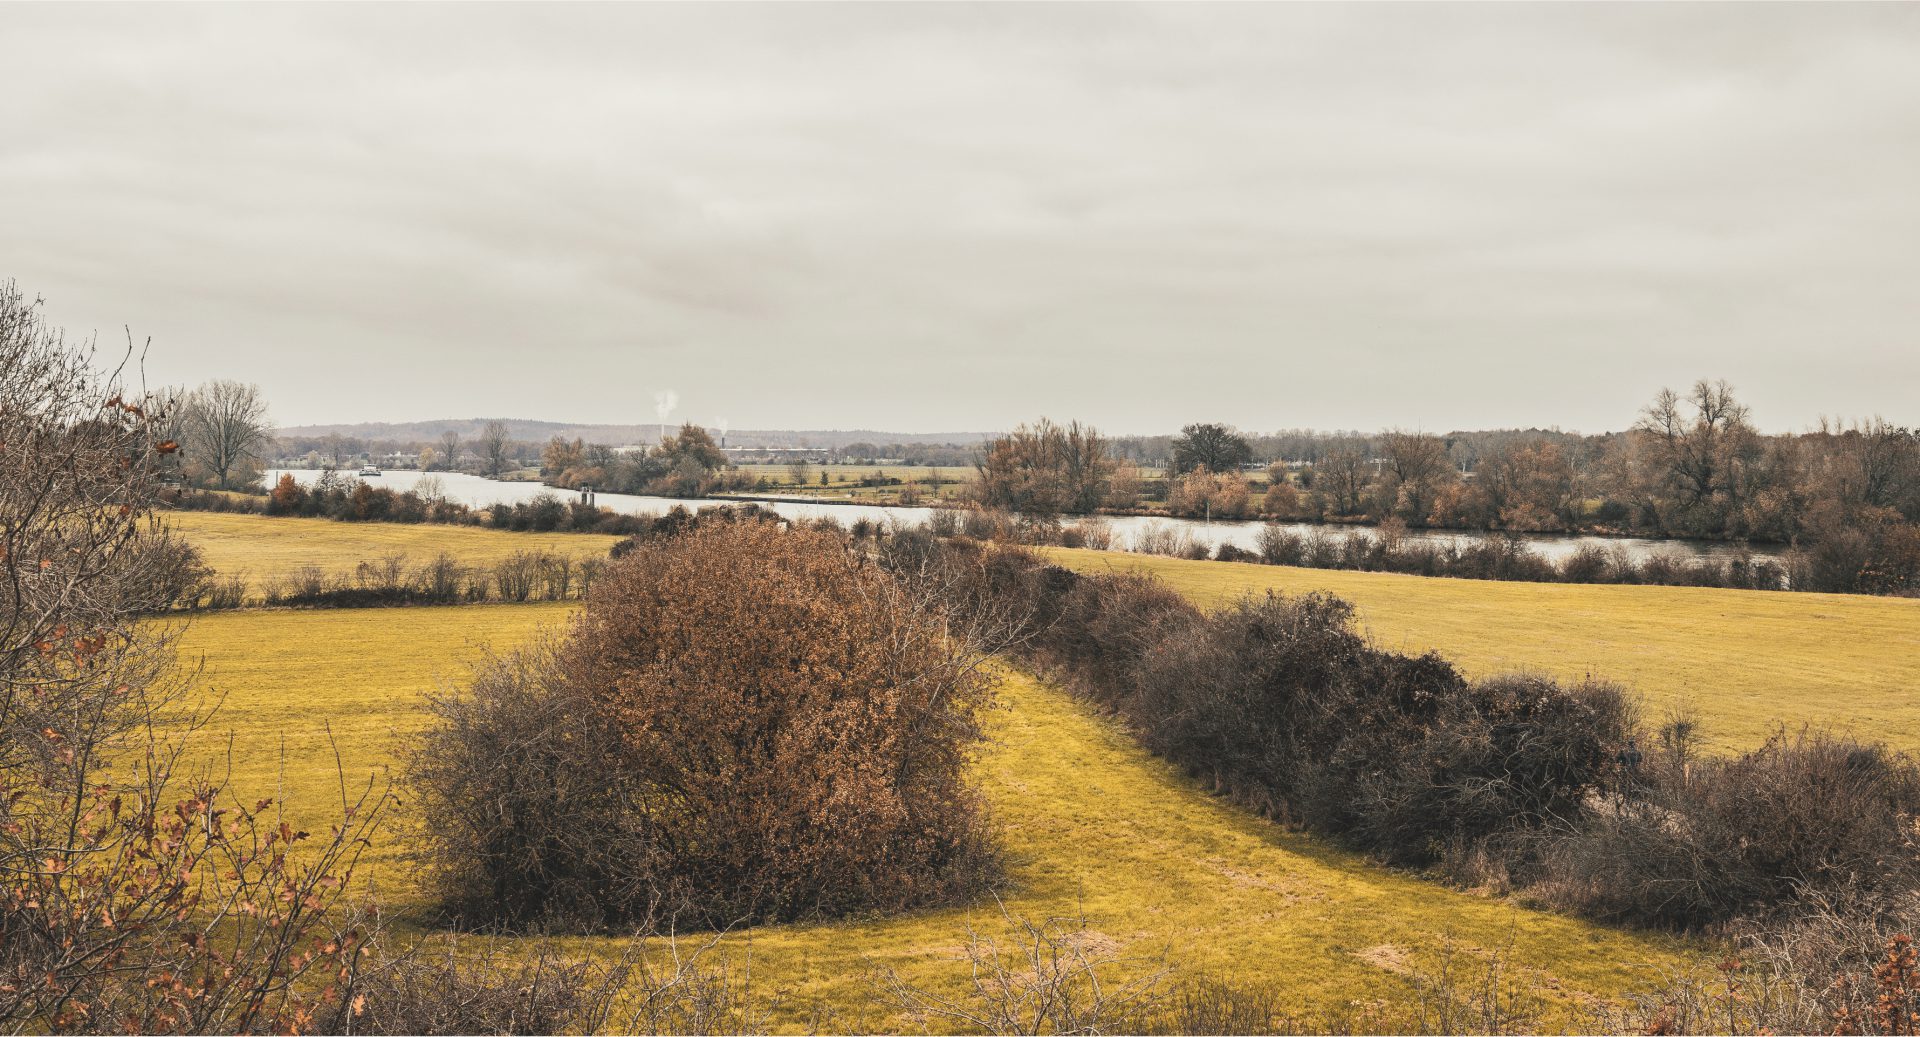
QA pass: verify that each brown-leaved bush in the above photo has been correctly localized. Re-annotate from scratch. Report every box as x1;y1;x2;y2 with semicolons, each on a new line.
411;520;999;931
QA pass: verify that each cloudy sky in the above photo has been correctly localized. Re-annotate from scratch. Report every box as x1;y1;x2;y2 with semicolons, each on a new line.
4;3;1917;435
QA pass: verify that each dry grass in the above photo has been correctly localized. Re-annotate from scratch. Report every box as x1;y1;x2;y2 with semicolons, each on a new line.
1042;547;1920;755
173;603;1690;1031
167;511;620;592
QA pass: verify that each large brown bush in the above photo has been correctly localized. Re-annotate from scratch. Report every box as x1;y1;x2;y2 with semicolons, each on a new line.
411;521;998;930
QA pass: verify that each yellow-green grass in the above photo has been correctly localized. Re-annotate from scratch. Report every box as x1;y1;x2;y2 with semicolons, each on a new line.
735;463;976;484
174;604;1688;1030
167;511;621;591
1043;547;1920;756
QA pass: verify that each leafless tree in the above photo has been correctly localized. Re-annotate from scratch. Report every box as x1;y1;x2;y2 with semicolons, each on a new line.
322;431;350;468
1;281;380;1032
478;420;512;479
182;378;273;488
438;429;462;471
1634;379;1760;533
974;418;1116;516
1318;440;1372;516
1816;416;1920;517
1379;429;1454;524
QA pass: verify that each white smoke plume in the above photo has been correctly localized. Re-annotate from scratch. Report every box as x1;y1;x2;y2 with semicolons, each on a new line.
654;389;678;443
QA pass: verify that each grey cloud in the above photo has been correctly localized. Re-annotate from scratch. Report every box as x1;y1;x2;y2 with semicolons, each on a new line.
2;3;1916;434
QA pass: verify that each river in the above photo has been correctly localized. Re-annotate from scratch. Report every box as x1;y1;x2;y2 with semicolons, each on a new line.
265;469;1788;566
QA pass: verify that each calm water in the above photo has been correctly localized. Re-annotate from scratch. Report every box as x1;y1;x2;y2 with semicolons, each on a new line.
266;469;1788;566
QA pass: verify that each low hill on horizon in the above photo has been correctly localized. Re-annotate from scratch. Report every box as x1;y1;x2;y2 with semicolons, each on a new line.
276;419;992;449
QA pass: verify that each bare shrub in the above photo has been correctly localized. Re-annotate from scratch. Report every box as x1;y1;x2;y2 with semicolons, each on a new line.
1300;528;1341;568
1148;979;1299;1035
1561;543;1610;583
1542;729;1920;930
337;939;613;1036
291;563;330;600
417;552;466;603
327;930;765;1036
1131;522;1193;557
1589;901;1920;1035
960;506;1014;542
356;551;412;594
203;571;250;609
538;553;574;600
1068;517;1114;551
492;551;540;602
1255;523;1304;566
877;901;1171;1036
576;555;606;598
1403;933;1548;1036
926;508;961;537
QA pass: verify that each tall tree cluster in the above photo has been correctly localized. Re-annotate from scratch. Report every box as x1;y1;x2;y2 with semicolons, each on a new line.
973;418;1117;516
538;422;734;497
151;378;274;490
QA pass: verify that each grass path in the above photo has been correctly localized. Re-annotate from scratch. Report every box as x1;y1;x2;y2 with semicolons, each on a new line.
1044;547;1920;755
175;604;1689;1031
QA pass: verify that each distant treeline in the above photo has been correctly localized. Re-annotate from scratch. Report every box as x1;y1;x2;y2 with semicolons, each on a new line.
276;425;983;473
173;472;660;534
974;381;1920;595
948;509;1806;592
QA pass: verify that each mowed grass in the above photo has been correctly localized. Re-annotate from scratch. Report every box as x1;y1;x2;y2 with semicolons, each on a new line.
1043;547;1920;756
167;511;621;591
172;605;1689;1030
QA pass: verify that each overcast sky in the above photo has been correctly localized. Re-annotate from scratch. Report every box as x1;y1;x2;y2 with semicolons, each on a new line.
4;3;1917;435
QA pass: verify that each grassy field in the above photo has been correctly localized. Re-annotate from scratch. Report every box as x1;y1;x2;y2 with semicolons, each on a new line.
168;511;622;591
172;604;1688;1030
1044;547;1920;755
165;511;1920;758
730;463;976;503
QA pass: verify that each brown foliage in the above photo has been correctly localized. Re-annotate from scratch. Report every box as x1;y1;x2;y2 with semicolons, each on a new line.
574;521;999;923
411;521;1000;930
